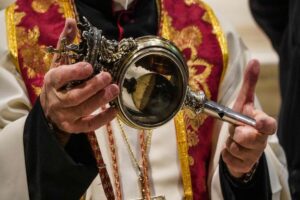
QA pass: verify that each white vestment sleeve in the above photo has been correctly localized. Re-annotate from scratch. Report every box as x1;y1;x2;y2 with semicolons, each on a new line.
0;0;15;10
0;116;29;200
0;9;31;130
0;7;30;200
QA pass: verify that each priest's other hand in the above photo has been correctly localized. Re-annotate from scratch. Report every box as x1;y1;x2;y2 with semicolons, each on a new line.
40;19;119;134
221;59;277;178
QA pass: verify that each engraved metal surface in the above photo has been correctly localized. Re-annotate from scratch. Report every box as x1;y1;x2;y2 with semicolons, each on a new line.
47;18;255;129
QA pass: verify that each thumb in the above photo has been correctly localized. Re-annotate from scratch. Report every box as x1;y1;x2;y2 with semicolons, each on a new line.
51;18;78;68
233;59;260;114
57;18;78;49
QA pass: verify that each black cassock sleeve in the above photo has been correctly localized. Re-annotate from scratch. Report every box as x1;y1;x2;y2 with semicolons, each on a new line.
23;98;98;200
219;154;272;200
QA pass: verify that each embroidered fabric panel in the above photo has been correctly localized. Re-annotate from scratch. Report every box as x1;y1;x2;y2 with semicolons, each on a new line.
8;0;73;104
7;0;227;199
159;0;226;199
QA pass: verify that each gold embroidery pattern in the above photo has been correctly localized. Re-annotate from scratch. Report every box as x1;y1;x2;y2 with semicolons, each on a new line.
160;12;213;98
174;111;193;200
161;11;213;154
10;0;68;97
189;156;194;166
184;110;207;131
184;0;229;81
32;0;56;13
5;5;22;73
59;0;77;19
14;10;25;25
186;48;212;98
32;85;42;96
201;12;210;24
16;26;51;80
160;1;226;198
187;129;199;147
184;0;201;6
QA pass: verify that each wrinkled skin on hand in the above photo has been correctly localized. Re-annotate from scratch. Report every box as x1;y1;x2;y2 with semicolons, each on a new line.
40;19;119;134
222;60;277;178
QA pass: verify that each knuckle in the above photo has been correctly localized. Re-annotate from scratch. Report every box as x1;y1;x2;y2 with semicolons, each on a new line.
240;164;252;174
60;121;74;133
233;133;245;146
70;66;80;76
233;126;243;140
230;142;240;155
102;92;111;103
59;121;69;131
244;158;254;167
56;112;65;121
65;92;78;105
44;69;55;86
269;118;277;133
98;72;112;86
95;90;108;105
77;103;87;117
55;75;65;87
54;66;69;86
47;102;58;117
222;150;230;163
235;129;258;148
86;119;95;131
226;159;236;171
250;133;259;144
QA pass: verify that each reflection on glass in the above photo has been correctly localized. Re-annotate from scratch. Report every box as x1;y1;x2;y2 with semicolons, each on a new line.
121;54;184;127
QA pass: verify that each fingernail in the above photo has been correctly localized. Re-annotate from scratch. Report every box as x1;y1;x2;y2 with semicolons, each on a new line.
83;63;93;74
83;63;92;69
67;25;73;34
100;72;112;83
110;85;119;96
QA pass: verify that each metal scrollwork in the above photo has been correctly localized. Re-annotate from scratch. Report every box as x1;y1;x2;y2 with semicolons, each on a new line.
184;88;206;114
46;17;256;129
47;17;137;75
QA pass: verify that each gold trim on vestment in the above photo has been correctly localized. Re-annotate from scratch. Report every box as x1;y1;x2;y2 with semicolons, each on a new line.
174;111;193;200
5;4;21;73
60;0;76;19
201;1;228;82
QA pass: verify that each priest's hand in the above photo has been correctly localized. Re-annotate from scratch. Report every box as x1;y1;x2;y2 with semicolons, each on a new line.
40;19;119;134
221;59;277;179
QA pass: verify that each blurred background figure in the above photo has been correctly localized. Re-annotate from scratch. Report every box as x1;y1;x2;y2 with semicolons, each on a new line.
249;0;300;199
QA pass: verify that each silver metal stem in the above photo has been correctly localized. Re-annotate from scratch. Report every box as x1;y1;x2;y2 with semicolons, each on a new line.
184;87;256;127
203;100;256;126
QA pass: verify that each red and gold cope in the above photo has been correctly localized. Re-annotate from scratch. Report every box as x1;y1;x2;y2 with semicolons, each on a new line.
6;0;228;199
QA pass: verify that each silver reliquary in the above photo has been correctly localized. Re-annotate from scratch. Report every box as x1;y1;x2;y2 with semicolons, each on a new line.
48;17;256;129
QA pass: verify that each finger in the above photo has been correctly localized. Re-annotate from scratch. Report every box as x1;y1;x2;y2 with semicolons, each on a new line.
254;110;277;135
228;124;235;136
233;59;260;112
60;107;117;133
66;84;120;119
58;18;78;45
231;125;267;150
57;72;114;107
51;19;78;68
222;148;253;176
48;62;93;89
226;137;261;164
